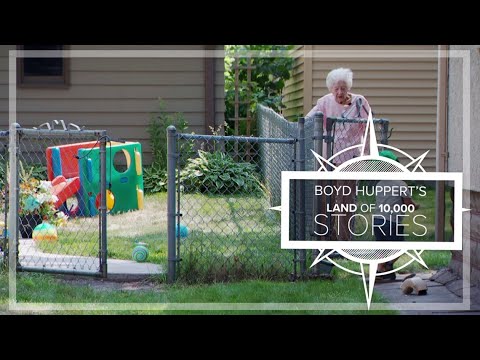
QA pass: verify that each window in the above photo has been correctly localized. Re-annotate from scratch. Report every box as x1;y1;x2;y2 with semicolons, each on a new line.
17;45;70;87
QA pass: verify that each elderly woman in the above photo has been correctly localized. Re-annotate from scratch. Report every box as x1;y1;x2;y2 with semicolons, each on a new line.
307;67;371;163
307;68;372;242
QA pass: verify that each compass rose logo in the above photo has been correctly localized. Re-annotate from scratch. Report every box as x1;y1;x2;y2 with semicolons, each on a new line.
274;111;465;309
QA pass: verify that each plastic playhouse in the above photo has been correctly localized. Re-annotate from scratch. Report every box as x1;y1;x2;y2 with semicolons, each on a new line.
46;140;144;216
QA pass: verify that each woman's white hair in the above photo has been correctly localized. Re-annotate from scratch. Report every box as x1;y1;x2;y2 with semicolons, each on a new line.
326;68;353;91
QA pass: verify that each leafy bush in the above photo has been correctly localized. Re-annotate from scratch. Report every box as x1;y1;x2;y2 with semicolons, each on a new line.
180;150;266;195
143;99;188;194
143;164;167;193
26;163;47;181
147;99;188;169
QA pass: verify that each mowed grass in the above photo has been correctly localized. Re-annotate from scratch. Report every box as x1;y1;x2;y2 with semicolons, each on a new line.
34;192;170;264
33;192;286;281
178;193;287;282
0;270;396;314
6;183;452;291
1;184;447;313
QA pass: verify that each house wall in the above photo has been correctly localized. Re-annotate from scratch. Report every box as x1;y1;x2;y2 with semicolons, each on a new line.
0;45;225;165
449;190;480;287
447;45;480;191
283;45;438;172
447;45;480;287
283;45;307;120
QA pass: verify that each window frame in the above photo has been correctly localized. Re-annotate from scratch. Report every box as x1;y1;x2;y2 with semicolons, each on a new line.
17;45;70;88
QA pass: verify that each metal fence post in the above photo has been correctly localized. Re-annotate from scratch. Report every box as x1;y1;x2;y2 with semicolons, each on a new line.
15;129;21;268
167;126;177;283
292;144;297;281
325;118;334;240
312;112;323;274
99;131;108;278
297;117;306;276
7;124;19;278
381;120;389;145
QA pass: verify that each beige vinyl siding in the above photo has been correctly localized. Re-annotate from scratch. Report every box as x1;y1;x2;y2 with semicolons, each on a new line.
0;45;225;165
283;45;306;120
284;45;438;172
215;59;226;129
0;45;16;129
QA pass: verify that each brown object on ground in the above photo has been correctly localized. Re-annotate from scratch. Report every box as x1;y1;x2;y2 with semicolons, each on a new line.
401;276;428;295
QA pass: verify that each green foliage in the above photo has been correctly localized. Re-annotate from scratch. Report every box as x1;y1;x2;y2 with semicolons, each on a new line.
144;99;188;194
19;161;47;182
0;162;5;189
180;150;266;195
224;45;295;135
147;99;188;169
143;164;168;193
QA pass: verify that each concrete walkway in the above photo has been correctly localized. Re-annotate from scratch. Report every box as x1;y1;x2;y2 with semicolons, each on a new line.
18;239;164;280
374;269;480;315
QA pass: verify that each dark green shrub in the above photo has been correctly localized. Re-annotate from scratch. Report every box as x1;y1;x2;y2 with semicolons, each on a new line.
143;100;188;194
143;164;167;193
147;100;188;170
180;150;266;195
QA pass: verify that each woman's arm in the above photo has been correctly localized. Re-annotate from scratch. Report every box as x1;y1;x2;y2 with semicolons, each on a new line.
306;98;324;118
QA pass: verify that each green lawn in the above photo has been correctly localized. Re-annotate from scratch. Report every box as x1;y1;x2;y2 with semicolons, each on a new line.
0;270;396;315
0;182;452;314
0;184;451;314
34;192;288;282
34;192;169;265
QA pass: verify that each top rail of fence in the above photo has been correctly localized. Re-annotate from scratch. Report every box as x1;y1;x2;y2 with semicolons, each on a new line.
177;132;296;144
305;112;390;125
18;128;105;137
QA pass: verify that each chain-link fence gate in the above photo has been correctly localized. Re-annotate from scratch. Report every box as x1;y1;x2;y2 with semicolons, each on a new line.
167;126;298;283
3;126;108;277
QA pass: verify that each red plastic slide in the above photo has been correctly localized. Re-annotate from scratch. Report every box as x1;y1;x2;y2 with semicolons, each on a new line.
50;175;81;208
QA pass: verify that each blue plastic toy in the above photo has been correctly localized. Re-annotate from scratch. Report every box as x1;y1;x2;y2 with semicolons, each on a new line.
176;224;189;238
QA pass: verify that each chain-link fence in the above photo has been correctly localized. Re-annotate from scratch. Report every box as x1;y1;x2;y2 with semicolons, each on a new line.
0;109;387;282
163;106;391;284
167;126;297;283
1;124;166;280
257;106;390;273
4;127;108;276
257;106;318;276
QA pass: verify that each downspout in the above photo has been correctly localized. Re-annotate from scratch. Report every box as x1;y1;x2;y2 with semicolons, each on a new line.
204;45;216;134
435;45;449;242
